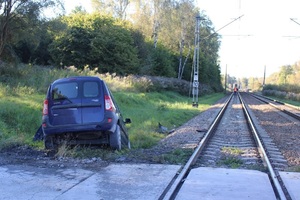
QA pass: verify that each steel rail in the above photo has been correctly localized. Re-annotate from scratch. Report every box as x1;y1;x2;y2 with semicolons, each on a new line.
249;93;300;120
252;93;300;110
238;93;288;200
161;94;233;200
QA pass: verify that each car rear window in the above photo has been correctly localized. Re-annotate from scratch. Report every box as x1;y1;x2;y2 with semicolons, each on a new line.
52;82;78;100
83;81;99;97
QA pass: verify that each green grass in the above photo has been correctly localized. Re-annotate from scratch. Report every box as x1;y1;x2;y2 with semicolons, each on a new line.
218;156;243;168
218;147;244;168
270;96;300;107
152;148;194;164
286;166;300;172
0;64;225;153
0;84;44;148
114;91;223;149
221;147;243;156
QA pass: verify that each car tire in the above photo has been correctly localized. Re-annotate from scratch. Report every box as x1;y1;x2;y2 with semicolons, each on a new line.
110;125;121;150
44;135;57;150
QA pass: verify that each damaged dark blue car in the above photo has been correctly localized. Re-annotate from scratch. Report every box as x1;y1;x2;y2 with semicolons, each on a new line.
37;76;131;150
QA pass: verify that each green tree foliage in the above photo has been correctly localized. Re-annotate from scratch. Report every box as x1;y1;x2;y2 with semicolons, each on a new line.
267;62;300;87
91;0;130;20
126;0;221;89
264;61;300;94
145;45;176;77
278;65;293;84
240;77;248;90
0;0;62;60
225;75;237;90
248;77;262;91
1;0;223;92
49;13;139;75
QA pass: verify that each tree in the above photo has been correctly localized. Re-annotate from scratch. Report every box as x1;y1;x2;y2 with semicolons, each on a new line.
240;77;248;90
0;0;223;92
49;13;139;75
145;45;176;77
0;0;62;60
278;65;293;84
248;77;262;91
91;0;130;20
129;1;221;87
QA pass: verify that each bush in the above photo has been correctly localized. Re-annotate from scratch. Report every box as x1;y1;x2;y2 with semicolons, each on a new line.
263;84;300;94
262;89;300;102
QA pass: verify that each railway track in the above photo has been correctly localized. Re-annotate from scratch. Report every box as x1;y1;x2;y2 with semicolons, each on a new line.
249;93;300;120
160;92;299;200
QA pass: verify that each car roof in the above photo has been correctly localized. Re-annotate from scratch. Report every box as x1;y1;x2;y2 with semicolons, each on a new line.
52;76;103;84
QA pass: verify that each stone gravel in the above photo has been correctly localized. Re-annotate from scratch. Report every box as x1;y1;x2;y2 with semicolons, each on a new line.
242;93;300;170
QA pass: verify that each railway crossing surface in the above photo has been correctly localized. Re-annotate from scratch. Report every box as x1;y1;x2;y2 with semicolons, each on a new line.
176;167;277;200
0;164;299;199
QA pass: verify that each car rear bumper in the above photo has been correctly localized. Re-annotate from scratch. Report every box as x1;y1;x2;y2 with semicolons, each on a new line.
42;121;116;136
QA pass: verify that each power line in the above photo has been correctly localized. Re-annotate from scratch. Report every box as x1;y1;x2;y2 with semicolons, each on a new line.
222;34;252;37
290;18;300;26
202;15;245;41
215;15;244;33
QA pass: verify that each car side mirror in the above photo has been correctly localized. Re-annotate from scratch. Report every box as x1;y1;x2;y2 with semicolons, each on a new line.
124;118;131;124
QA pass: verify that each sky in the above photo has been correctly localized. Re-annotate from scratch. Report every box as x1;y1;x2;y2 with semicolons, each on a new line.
64;0;300;78
197;0;300;78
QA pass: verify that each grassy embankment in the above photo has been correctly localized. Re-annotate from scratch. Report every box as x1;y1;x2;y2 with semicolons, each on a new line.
262;85;300;106
264;95;300;107
0;64;224;153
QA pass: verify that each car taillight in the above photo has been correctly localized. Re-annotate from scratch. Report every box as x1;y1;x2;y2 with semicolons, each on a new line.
43;99;48;115
105;95;115;111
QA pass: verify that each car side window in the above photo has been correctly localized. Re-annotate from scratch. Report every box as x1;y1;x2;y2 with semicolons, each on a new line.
83;81;99;97
52;82;78;100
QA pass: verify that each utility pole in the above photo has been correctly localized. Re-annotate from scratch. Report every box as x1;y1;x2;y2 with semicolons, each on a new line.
192;15;201;107
224;64;227;93
263;65;266;87
190;14;244;107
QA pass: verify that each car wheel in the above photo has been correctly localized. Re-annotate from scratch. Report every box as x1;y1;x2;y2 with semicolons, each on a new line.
44;135;57;150
110;125;121;150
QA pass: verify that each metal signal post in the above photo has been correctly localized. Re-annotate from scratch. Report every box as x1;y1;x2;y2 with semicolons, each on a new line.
191;14;244;107
192;15;201;107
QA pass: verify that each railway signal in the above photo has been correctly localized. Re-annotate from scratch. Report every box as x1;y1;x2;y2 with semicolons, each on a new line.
191;14;244;107
191;15;201;107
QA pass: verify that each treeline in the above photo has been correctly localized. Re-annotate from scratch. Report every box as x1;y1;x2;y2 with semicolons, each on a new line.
262;61;300;100
264;61;300;94
266;61;300;86
0;0;222;92
222;60;300;94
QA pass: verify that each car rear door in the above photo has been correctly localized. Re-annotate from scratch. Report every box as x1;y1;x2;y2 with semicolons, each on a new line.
49;81;82;126
81;80;105;124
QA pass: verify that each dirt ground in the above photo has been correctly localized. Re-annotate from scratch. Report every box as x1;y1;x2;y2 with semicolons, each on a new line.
0;145;111;171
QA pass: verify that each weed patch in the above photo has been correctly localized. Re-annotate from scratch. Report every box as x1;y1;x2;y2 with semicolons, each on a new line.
153;148;194;164
221;147;243;156
218;156;243;168
287;166;300;172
